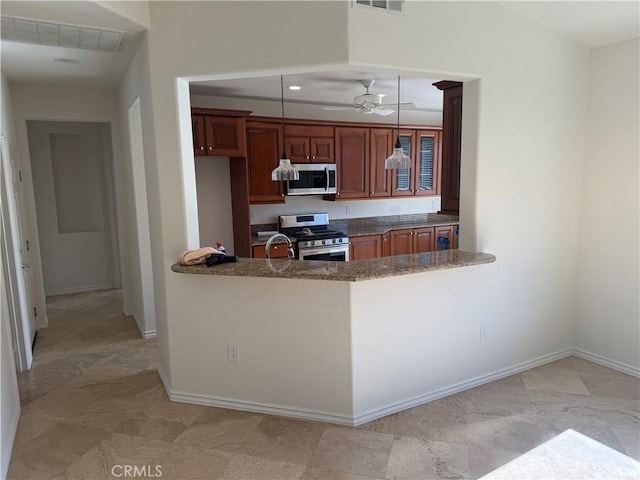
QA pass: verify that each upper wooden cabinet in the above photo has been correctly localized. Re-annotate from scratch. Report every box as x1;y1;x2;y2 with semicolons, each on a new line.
284;125;334;163
390;130;440;197
433;81;462;215
191;109;251;157
335;127;370;199
369;129;393;198
245;121;285;204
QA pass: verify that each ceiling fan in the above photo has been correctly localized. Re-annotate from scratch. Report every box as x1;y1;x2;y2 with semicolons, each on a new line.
322;79;415;116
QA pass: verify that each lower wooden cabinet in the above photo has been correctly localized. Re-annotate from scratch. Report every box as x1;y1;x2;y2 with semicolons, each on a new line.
389;227;436;255
435;224;458;249
349;235;382;261
252;244;289;258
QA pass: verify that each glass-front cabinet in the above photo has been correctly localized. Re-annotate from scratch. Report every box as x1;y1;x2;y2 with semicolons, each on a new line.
391;130;440;197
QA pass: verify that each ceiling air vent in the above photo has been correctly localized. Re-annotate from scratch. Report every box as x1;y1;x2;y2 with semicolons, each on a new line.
0;16;126;53
353;0;403;13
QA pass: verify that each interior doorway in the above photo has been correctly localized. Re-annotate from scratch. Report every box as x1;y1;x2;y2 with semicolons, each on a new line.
26;121;121;296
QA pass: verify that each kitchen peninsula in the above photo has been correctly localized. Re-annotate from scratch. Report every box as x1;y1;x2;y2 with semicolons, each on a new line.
167;243;495;426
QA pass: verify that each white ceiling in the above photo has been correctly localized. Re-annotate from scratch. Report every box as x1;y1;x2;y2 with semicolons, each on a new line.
0;1;146;87
190;71;445;113
1;1;637;90
501;1;639;48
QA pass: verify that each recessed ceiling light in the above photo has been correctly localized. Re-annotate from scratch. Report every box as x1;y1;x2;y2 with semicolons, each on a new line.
53;57;79;64
288;85;302;91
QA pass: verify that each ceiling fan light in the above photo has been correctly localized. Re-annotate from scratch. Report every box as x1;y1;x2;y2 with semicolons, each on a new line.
271;157;299;181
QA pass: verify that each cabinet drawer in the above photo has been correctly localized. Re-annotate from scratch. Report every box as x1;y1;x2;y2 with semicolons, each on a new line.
252;244;290;258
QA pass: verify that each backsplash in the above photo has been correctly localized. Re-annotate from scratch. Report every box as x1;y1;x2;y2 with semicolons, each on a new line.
250;195;441;225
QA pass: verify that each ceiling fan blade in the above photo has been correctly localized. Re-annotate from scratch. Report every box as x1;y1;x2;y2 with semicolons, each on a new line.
373;109;395;116
322;106;357;111
381;102;416;109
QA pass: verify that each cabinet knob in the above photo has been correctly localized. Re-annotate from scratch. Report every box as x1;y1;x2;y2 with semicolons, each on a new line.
312;156;316;160
208;146;213;151
371;191;374;195
336;192;340;196
200;146;204;151
306;155;310;160
281;194;285;197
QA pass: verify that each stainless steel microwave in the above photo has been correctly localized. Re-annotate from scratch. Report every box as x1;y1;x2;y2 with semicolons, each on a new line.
286;163;337;196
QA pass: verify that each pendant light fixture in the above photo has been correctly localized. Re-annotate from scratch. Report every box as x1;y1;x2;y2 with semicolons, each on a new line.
271;75;299;181
384;75;411;170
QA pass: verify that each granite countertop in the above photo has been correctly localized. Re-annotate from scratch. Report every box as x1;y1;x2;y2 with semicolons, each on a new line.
171;250;495;282
250;213;459;246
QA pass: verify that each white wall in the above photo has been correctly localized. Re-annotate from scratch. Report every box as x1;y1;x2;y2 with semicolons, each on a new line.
141;1;590;391
194;156;234;250
118;35;158;338
0;71;21;480
11;83;131;323
574;38;640;371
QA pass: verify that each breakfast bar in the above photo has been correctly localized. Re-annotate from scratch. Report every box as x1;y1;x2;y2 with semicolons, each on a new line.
166;250;496;426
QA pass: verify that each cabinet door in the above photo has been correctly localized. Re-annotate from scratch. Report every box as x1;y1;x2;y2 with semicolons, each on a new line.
310;137;334;163
335;127;369;199
413;227;435;253
391;130;415;197
349;235;382;261
382;232;391;257
192;115;206;156
438;83;463;214
389;229;413;256
370;128;393;198
435;224;458;250
285;136;309;163
246;123;284;204
414;131;439;196
252;244;289;258
205;116;245;156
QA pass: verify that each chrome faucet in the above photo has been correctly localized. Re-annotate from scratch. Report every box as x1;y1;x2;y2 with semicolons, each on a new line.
264;233;295;259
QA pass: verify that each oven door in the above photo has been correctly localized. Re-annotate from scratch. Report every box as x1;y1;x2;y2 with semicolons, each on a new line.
298;245;349;262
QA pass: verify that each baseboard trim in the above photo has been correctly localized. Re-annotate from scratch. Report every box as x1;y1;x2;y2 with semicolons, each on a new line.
154;347;637;427
571;348;640;378
352;348;574;426
46;284;119;296
123;308;134;317
141;329;157;339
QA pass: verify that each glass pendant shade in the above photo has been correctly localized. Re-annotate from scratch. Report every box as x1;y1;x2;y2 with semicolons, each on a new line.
384;139;411;169
271;156;299;181
385;75;411;170
271;75;299;182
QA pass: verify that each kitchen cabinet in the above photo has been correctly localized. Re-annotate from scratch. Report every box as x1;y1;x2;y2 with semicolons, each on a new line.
335;127;370;199
369;129;393;198
191;109;250;157
252;244;289;258
285;125;334;163
435;224;458;249
391;130;440;197
246;122;285;204
382;232;391;257
389;227;435;255
433;81;462;214
349;234;382;261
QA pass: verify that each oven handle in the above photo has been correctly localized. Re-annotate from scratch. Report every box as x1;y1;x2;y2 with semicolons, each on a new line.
325;167;330;192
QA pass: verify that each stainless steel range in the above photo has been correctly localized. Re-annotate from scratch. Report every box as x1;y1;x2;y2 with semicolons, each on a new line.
279;213;349;262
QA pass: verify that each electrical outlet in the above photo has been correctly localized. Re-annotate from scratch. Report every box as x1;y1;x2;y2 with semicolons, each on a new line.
346;206;352;215
228;344;240;361
480;323;488;341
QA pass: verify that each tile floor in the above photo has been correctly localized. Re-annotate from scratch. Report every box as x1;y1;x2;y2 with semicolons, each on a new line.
7;289;640;479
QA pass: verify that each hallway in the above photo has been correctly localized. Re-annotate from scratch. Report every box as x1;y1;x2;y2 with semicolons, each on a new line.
6;290;640;479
